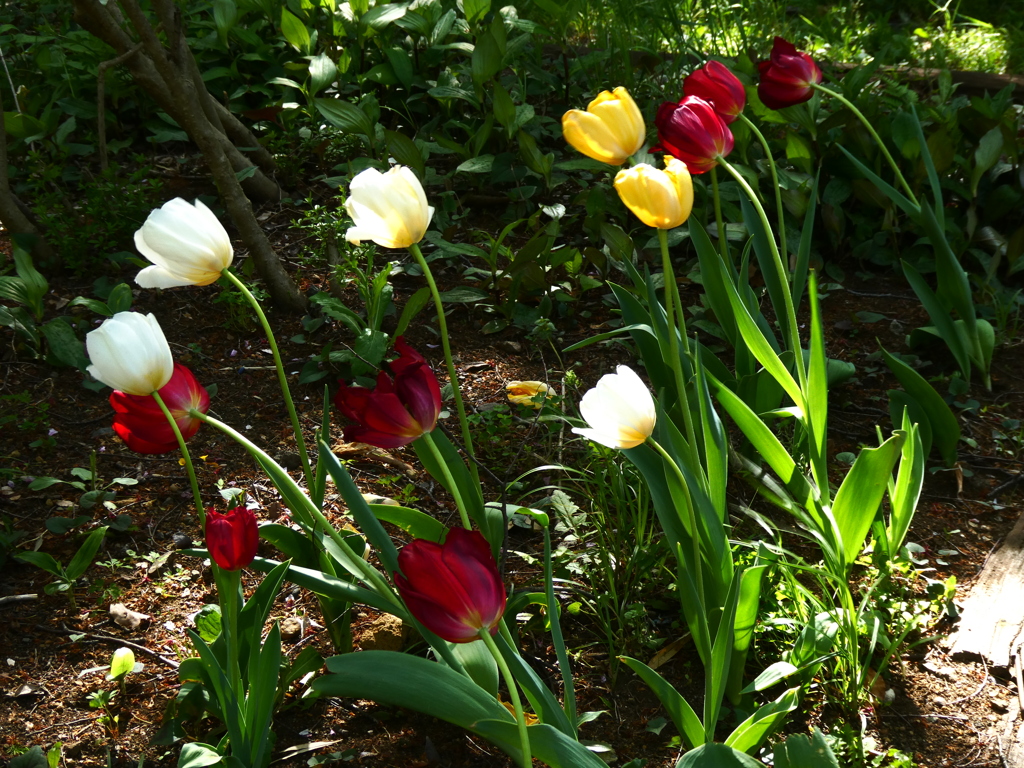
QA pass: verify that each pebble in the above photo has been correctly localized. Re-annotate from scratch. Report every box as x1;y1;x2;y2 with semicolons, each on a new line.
172;532;194;549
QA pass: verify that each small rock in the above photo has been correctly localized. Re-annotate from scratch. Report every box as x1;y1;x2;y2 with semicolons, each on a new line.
991;697;1010;712
280;616;304;643
109;603;150;631
90;427;114;439
359;613;405;652
172;533;194;549
933;696;947;707
274;451;302;471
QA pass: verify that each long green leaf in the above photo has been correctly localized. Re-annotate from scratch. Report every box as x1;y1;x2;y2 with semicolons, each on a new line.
619;656;704;749
724;687;800;754
741;196;791;345
887;415;924;560
496;632;575;736
805;272;829;497
318;441;400;576
831;433;905;568
313;652;520;756
907;104;945;227
250;557;401;616
836;145;919;220
880;346;959;466
675;743;766;768
727;561;769;703
791;170;820;309
704;574;740;740
472;721;609;768
65;526;108;581
901;260;971;380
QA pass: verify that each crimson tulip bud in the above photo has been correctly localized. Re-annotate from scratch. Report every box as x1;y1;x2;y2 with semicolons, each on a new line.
683;61;746;124
653;96;734;174
757;37;823;110
205;506;259;571
110;363;210;454
394;528;506;643
335;338;441;448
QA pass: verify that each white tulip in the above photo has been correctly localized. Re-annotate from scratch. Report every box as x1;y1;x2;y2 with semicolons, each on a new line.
86;312;174;395
572;365;656;449
134;198;233;288
345;166;434;249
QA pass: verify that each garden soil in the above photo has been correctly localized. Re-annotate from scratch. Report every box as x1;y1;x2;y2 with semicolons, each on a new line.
1;224;1022;767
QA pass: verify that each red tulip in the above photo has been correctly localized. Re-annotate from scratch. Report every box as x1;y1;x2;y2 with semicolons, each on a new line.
683;61;746;124
110;363;210;454
335;338;441;449
205;506;259;571
653;96;734;174
394;528;506;643
757;37;823;110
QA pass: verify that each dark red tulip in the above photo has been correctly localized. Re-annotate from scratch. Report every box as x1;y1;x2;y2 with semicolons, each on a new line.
335;337;441;449
683;61;746;124
653;96;734;174
110;363;210;454
205;506;259;571
394;528;506;643
757;37;823;110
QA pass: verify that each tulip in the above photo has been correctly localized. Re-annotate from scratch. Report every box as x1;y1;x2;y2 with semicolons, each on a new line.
561;87;646;166
345;166;434;249
335;337;441;448
205;506;259;571
757;37;823;110
614;157;694;229
110;363;210;454
506;381;551;409
572;365;656;449
86;312;174;396
653;96;734;174
394;528;506;643
683;61;746;124
134;198;233;288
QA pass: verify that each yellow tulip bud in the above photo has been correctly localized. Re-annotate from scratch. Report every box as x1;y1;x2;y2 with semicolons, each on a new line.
506;381;551;409
561;87;645;166
613;157;694;230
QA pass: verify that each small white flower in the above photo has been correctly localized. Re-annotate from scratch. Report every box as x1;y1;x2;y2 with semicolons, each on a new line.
135;198;233;288
345;166;434;249
571;365;656;449
86;312;173;395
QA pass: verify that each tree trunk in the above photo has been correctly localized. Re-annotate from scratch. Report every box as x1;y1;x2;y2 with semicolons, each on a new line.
72;0;306;312
0;86;56;264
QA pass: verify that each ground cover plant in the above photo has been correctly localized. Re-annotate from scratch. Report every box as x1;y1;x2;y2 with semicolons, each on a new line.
2;0;1023;766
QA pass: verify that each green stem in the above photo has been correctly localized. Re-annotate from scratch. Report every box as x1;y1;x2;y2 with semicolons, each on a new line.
214;566;244;707
811;83;920;209
709;166;728;264
739;113;788;262
479;629;531;768
222;269;314;490
717;156;807;394
190;410;402;607
648;437;704;613
656;229;698;458
418;431;472;530
407;243;479;486
152;391;205;526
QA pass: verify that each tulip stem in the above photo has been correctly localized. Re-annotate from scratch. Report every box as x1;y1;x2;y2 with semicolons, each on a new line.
716;157;807;395
419;431;472;531
648;437;705;614
709;166;728;264
191;410;403;608
479;629;531;768
407;243;479;487
656;229;698;459
222;269;314;491
738;113;788;263
811;83;920;209
214;566;245;710
152;391;205;526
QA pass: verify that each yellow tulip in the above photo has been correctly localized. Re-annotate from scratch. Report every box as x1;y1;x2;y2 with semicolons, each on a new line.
613;157;694;230
506;381;551;409
561;87;645;166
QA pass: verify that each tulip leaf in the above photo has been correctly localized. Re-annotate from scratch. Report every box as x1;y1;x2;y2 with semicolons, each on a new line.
369;503;445;542
495;632;575;737
773;728;840;768
619;656;704;749
831;432;904;569
472;721;610;768
450;637;497;697
318;440;401;576
250;557;402;616
675;743;766;768
65;526;108;581
880;346;959;466
237;560;290;671
314;651;521;757
901;259;971;381
724;686;800;754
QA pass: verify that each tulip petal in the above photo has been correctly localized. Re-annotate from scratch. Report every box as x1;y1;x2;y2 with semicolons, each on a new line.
135;265;200;289
134;198;232;287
